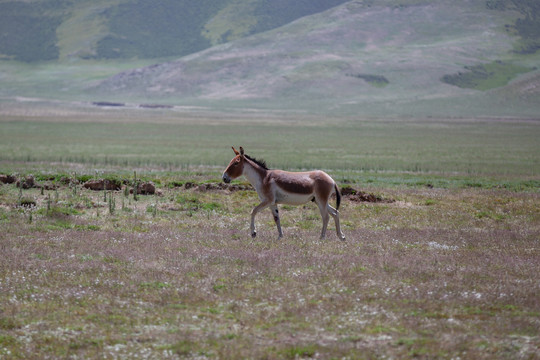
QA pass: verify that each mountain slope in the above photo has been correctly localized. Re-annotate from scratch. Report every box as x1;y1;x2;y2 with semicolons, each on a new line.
95;0;540;116
0;0;66;61
0;0;349;62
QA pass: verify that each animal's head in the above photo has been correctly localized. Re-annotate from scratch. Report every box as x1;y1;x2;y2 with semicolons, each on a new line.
222;146;245;183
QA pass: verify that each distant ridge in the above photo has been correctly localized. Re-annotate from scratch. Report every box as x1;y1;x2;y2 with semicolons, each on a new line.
94;0;540;117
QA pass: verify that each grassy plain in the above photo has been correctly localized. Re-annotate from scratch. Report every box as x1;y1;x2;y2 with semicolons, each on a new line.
1;103;539;177
0;107;539;359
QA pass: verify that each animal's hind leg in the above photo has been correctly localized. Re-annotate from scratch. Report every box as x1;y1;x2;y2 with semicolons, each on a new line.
316;201;330;240
327;204;346;241
270;205;283;239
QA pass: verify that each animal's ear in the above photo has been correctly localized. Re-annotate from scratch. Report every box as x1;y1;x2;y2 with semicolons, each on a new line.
232;146;240;155
239;147;245;156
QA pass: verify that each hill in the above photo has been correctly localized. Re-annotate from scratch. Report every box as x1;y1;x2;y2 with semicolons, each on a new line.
94;0;540;117
0;0;349;62
0;0;539;117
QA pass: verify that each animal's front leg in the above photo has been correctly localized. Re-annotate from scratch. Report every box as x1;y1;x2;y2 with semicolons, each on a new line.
250;201;271;238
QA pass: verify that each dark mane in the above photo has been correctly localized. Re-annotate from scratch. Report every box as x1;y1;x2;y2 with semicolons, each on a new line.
245;154;268;170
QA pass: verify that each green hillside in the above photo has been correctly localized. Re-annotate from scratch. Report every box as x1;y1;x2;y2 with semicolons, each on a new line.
93;0;540;117
0;0;539;117
0;0;66;61
487;0;540;54
0;0;349;62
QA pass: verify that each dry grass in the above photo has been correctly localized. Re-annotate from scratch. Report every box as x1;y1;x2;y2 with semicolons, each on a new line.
0;175;539;359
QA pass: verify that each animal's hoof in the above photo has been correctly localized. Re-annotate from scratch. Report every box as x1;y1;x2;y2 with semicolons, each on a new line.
251;231;257;238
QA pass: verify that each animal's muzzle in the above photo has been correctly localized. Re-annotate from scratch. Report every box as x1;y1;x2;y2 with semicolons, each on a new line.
222;173;231;183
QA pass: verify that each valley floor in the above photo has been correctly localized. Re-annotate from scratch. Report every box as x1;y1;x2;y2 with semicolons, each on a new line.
1;173;538;359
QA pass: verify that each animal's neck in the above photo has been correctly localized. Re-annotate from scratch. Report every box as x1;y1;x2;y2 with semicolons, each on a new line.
243;158;267;187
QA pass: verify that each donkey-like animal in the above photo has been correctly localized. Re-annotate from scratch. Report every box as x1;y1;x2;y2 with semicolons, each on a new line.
222;146;345;240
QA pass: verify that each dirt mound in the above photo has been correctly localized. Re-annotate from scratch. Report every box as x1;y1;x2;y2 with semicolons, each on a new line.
83;179;122;191
16;176;35;189
341;186;393;203
130;182;156;195
0;174;16;184
194;182;253;192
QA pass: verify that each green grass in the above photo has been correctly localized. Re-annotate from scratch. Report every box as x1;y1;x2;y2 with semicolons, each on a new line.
441;60;534;90
0;95;537;360
487;0;540;54
0;170;538;359
0;108;538;177
202;0;259;45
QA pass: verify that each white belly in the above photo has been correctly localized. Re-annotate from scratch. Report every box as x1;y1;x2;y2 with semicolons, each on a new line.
275;189;313;205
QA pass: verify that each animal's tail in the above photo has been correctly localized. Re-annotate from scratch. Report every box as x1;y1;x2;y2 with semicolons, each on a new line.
335;184;341;210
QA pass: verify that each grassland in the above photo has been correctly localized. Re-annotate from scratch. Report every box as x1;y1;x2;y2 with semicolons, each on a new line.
441;61;535;91
1;104;539;178
0;165;539;359
0;107;539;359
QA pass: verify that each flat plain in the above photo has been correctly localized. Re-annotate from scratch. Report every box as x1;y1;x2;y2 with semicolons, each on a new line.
0;105;539;359
1;102;539;176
